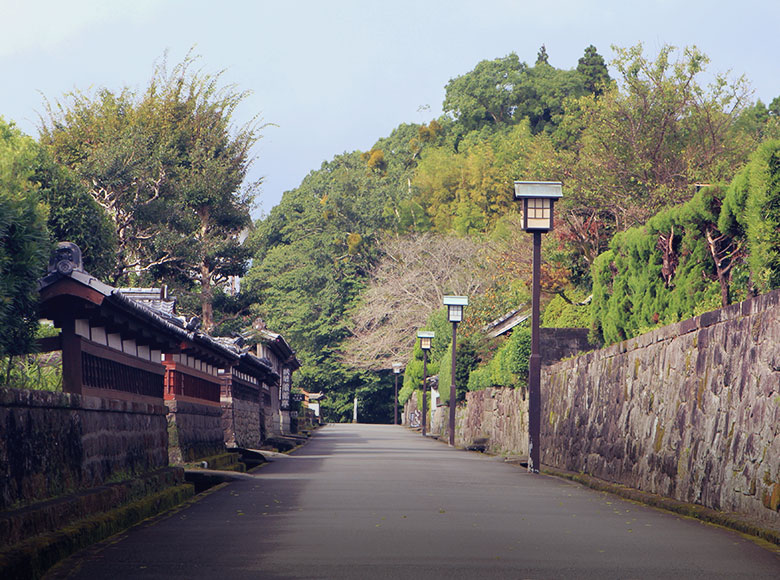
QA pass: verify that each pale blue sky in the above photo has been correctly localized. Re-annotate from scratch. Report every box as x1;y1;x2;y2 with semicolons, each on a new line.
2;0;778;216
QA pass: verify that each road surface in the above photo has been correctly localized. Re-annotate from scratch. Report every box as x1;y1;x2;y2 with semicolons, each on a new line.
50;424;779;579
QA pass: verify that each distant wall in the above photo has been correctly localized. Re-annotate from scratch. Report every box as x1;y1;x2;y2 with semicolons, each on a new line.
0;388;168;510
543;290;780;524
454;388;528;454
165;399;224;464
221;381;261;449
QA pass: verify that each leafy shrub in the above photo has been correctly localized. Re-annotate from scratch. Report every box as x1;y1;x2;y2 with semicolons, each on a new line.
720;139;780;292
541;289;591;328
467;326;531;391
0;119;50;366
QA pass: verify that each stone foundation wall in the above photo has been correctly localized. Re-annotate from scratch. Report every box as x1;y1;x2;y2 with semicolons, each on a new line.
541;327;595;364
165;399;225;464
542;290;780;525
0;388;168;510
429;291;780;525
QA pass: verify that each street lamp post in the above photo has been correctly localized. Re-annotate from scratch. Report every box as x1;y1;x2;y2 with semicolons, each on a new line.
417;331;434;436
513;181;562;473
443;295;468;447
392;362;403;425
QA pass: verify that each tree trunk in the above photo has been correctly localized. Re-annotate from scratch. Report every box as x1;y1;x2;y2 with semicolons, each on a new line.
200;261;214;333
199;208;214;333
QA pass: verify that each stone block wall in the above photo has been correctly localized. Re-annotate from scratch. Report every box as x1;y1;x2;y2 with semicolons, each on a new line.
543;290;780;525
454;387;528;455
165;399;225;464
540;327;595;365
221;395;261;449
0;388;168;510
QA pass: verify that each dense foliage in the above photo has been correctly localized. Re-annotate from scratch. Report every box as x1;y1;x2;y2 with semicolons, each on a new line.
248;43;780;421
467;327;531;391
719;140;780;292
0;119;50;367
40;54;259;331
4;43;779;422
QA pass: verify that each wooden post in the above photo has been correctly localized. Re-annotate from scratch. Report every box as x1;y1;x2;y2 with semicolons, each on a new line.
60;319;84;395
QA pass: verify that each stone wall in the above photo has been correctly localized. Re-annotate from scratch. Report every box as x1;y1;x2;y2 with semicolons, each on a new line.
165;399;225;464
454;387;528;455
543;290;780;525
221;382;262;449
541;327;595;364
0;388;168;510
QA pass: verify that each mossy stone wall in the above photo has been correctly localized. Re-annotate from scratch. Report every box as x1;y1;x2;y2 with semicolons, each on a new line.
0;389;168;510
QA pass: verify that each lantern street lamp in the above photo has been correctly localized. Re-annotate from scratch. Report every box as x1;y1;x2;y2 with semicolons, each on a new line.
392;362;403;425
443;295;468;446
417;331;434;436
513;181;563;473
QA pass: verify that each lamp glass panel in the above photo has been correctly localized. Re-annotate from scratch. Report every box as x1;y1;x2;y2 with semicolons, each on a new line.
448;304;463;322
420;337;432;350
524;198;552;230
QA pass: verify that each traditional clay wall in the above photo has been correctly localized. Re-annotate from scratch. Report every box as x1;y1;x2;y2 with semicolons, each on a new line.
165;399;225;464
0;388;168;510
543;290;780;525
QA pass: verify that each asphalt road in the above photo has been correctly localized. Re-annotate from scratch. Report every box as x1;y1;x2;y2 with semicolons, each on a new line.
50;424;779;579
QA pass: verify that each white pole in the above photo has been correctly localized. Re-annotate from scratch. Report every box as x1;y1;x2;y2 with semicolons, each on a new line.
352;395;358;423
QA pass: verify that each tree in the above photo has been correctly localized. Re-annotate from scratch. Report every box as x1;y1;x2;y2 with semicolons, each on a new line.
34;149;116;279
0;119;50;368
577;45;611;95
536;45;549;66
40;53;260;331
443;53;529;131
244;151;388;397
40;87;171;283
442;48;601;137
340;233;487;370
413;122;560;233
563;44;754;233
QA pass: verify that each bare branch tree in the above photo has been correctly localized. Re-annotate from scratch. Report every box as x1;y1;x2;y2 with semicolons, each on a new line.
339;233;487;370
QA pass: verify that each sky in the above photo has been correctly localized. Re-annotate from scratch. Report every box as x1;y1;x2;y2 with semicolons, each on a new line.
2;0;779;217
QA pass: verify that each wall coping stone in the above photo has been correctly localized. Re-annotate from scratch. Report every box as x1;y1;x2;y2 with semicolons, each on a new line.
0;387;166;415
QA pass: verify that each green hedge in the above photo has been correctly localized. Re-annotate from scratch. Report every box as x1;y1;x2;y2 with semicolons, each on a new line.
467;326;531;391
591;139;780;344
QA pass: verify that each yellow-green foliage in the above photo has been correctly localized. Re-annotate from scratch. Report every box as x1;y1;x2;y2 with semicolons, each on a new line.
541;289;591;328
